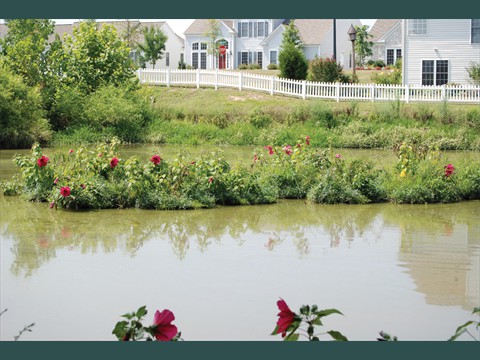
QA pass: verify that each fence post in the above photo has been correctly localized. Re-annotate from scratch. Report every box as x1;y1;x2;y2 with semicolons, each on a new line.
442;84;446;102
270;76;275;95
302;80;306;100
335;82;340;102
166;69;170;87
239;72;243;91
215;69;218;90
371;83;375;102
405;84;409;103
196;69;200;89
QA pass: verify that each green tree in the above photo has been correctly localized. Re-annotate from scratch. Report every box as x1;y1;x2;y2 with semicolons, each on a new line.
0;60;52;148
278;20;307;80
282;20;302;48
137;25;168;69
50;20;137;93
354;25;374;66
120;20;143;49
203;19;222;69
0;19;55;87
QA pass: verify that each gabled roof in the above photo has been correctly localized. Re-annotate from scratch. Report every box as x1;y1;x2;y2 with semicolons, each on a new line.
184;19;235;35
294;19;334;45
368;19;401;43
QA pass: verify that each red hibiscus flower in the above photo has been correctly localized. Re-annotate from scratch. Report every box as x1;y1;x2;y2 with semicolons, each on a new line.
150;155;162;165
152;309;178;341
444;164;455;177
282;145;293;156
49;201;55;209
60;186;71;197
37;156;49;167
110;157;119;169
264;145;274;155
69;149;74;154
276;298;296;337
305;136;311;146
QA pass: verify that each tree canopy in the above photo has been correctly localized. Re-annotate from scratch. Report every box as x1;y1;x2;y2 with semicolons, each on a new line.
137;25;168;69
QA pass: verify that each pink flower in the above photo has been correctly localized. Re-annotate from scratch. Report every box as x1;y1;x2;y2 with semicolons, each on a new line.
335;154;341;159
444;164;455;177
54;177;59;184
69;149;74;154
276;299;296;338
190;161;196;165
150;155;161;165
264;145;274;156
253;154;259;162
282;145;292;155
98;153;103;158
152;309;178;341
110;157;119;169
49;201;55;209
37;155;49;167
305;136;311;146
60;186;71;197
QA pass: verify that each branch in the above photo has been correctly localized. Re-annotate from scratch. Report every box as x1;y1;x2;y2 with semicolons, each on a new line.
14;323;35;341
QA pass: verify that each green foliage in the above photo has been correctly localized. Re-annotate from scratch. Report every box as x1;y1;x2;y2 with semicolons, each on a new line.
267;63;278;70
0;19;55;87
370;68;402;85
279;41;308;80
0;63;52;148
203;19;222;68
466;62;480;85
282;20;302;48
50;20;137;94
354;25;374;66
307;56;350;83
448;307;480;341
137;25;168;69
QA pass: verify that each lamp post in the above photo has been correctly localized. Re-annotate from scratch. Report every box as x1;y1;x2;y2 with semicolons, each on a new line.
348;24;357;76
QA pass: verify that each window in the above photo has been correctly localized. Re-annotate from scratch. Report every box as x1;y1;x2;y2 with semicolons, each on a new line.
200;53;207;69
192;42;198;51
166;52;169;67
472;19;480;43
201;42;207;51
180;53;184;63
238;21;269;38
241;51;248;65
239;22;248;38
270;50;277;65
396;49;402;60
192;53;198;69
386;49;395;65
257;52;263;68
422;60;449;85
257;22;264;37
409;19;427;35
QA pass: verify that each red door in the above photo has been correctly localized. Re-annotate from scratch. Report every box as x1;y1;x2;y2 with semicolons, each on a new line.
218;53;226;69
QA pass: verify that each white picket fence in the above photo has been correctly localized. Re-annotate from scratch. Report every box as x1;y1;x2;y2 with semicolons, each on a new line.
137;69;480;104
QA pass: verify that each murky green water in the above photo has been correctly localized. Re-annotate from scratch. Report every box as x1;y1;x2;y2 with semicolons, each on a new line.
0;146;479;341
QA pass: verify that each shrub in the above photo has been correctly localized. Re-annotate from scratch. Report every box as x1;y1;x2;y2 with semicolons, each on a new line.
466;62;480;85
248;64;261;70
249;109;273;128
0;62;52;148
238;64;249;70
307;56;348;83
278;42;308;80
267;63;278;70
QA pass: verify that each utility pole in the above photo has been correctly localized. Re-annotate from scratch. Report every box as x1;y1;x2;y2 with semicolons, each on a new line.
333;19;337;61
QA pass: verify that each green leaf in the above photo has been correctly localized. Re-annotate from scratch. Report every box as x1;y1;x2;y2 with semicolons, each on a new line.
135;305;147;319
327;330;348;341
270;325;280;336
112;321;128;340
312;317;323;326
314;308;344;318
311;336;320;341
284;333;299;342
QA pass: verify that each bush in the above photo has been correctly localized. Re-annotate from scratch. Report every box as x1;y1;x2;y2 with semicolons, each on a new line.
249;109;273;128
0;62;52;148
238;64;249;70
307;56;349;83
466;62;480;85
278;42;308;80
267;63;278;70
248;64;261;70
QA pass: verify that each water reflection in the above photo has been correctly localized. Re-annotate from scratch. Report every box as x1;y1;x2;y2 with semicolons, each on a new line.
1;194;479;311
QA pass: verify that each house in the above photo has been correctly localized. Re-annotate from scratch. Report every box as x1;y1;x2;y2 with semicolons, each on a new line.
402;19;480;85
368;19;402;66
183;19;362;70
0;20;185;70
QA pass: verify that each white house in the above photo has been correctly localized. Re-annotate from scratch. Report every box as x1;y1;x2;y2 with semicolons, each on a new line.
402;19;480;85
368;19;402;66
183;19;361;70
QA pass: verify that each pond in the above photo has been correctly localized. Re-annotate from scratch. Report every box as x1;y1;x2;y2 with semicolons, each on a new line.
0;146;479;341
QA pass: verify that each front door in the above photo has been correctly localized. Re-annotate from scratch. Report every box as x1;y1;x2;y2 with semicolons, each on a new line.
218;53;226;69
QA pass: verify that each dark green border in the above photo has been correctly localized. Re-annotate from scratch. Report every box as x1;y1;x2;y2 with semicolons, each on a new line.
0;0;477;19
1;1;478;359
0;341;478;360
